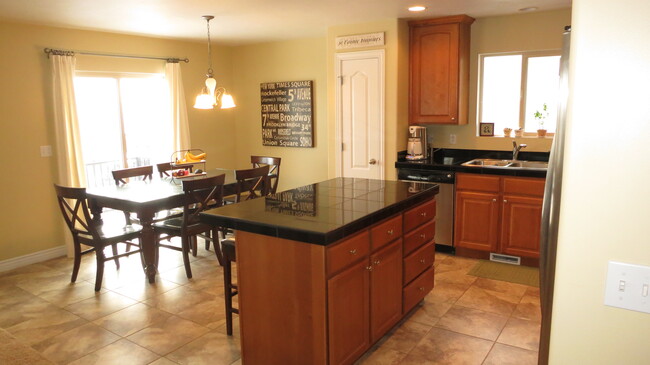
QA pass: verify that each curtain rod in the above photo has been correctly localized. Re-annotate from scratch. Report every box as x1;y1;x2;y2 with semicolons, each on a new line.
43;48;189;63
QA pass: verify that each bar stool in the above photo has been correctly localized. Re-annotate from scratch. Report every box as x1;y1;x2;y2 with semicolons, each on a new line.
222;239;238;335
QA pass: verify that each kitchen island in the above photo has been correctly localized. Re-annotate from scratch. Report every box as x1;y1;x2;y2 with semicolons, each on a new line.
201;177;439;365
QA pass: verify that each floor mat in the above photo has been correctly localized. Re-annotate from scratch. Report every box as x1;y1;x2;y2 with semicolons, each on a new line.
467;260;539;287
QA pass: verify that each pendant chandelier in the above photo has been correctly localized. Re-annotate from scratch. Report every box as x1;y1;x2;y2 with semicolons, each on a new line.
194;15;236;109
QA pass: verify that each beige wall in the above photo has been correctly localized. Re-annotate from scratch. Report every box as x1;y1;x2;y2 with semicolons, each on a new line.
549;0;650;362
326;19;409;181
230;38;328;191
0;20;234;261
427;9;572;152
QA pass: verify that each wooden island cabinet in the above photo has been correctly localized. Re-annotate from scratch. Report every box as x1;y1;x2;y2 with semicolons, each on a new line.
200;178;439;365
454;173;544;266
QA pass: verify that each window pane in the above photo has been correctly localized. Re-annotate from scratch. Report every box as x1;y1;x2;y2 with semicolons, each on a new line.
74;77;124;187
120;77;172;168
524;56;560;133
480;55;522;135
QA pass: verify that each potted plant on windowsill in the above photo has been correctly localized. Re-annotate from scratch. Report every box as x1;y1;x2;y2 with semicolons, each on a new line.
534;103;549;137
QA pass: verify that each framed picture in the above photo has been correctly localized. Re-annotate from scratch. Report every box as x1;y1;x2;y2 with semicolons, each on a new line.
479;123;495;136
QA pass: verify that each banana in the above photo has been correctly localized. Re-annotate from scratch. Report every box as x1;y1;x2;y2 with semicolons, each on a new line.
184;152;206;162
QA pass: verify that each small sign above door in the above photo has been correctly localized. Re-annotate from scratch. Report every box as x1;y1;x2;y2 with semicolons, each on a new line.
336;32;385;50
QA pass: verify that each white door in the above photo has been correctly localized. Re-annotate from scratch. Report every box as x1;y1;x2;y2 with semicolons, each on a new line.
336;50;385;179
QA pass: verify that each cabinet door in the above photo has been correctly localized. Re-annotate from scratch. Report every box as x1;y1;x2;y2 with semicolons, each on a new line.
455;190;500;252
328;260;370;365
369;239;403;343
500;195;543;258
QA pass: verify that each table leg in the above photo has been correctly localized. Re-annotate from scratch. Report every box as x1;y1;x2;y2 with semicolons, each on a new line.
138;211;157;283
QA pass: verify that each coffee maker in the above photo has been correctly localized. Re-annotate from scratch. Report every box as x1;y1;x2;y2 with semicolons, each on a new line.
406;126;428;160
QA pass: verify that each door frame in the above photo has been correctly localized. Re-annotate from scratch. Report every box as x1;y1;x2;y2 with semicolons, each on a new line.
335;49;385;179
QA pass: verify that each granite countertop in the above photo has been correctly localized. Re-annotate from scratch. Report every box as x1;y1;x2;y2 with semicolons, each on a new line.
395;148;550;178
200;177;439;245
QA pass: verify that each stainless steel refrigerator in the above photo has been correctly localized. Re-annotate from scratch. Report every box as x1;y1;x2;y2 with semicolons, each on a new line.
538;26;571;365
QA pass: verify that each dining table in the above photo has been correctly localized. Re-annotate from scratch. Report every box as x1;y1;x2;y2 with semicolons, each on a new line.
86;168;239;283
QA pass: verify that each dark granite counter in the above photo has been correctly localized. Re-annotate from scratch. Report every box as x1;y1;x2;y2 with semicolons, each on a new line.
200;177;439;245
395;148;550;178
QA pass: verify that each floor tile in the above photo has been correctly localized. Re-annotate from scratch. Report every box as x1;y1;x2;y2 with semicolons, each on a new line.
6;306;87;346
512;289;542;323
454;286;521;316
407;297;450;326
355;345;407;365
425;280;470;304
145;286;224;327
110;278;179;301
497;317;541;351
400;327;493;365
148;357;179;365
166;331;240;365
378;318;432;354
483;343;539;365
434;305;509;341
32;323;120;364
0;328;54;365
36;281;107;307
0;294;60;328
67;339;159;365
65;291;138;321
93;302;173;337
126;315;210;355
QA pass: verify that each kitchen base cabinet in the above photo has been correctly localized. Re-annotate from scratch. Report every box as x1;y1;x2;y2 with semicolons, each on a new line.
234;200;436;365
454;173;544;266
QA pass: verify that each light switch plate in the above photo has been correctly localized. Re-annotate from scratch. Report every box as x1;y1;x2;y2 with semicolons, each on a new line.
604;261;650;314
40;145;52;157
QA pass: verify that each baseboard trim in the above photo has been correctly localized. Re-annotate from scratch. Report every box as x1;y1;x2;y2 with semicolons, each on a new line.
0;246;67;273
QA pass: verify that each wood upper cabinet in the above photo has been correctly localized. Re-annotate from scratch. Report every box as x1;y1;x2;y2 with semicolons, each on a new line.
409;15;474;125
369;239;403;343
455;173;545;260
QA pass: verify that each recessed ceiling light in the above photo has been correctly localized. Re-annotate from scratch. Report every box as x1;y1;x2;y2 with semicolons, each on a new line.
518;7;539;12
408;6;427;12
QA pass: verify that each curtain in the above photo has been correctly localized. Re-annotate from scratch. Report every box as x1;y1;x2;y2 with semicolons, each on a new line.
51;52;86;256
165;62;191;151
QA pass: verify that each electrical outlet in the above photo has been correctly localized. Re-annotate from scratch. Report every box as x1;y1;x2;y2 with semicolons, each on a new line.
449;134;457;144
604;261;650;314
40;145;52;157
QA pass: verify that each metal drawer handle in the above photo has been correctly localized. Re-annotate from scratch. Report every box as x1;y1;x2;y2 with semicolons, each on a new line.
387;229;394;235
492;199;497;202
373;260;381;266
420;259;426;264
366;265;373;271
503;199;508;203
420;212;427;217
349;249;357;255
419;287;425;291
420;234;426;239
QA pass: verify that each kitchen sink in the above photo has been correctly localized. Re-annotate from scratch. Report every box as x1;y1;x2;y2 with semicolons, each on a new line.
461;158;548;170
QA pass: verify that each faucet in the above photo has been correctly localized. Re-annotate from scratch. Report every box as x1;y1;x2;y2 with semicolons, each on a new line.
512;141;527;160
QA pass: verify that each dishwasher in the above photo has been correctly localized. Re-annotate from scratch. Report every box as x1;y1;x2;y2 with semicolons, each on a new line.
398;168;455;253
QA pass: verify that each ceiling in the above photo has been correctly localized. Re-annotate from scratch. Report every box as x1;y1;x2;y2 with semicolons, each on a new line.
0;0;571;45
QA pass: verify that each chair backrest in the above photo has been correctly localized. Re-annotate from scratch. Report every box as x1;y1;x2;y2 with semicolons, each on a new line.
251;156;281;193
112;165;153;185
156;162;192;178
235;165;271;202
53;184;99;240
181;174;226;228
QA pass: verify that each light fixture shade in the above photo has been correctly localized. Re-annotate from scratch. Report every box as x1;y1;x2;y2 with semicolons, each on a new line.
220;93;236;109
194;93;215;109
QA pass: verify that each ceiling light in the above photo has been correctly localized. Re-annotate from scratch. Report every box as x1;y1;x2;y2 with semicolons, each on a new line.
518;7;539;12
408;6;427;12
194;15;235;110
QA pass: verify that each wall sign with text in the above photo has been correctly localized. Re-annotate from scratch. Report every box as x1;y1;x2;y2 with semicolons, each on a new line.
260;80;314;148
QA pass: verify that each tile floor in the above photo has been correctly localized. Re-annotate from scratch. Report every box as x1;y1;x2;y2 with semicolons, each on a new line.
0;243;540;365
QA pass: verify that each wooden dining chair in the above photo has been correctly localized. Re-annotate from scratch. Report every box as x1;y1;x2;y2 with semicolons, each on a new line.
250;155;281;193
54;184;143;291
153;174;226;278
112;165;153;185
156;162;193;178
221;165;271;335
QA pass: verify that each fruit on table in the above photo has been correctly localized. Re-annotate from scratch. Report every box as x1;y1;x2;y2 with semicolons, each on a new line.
184;151;206;162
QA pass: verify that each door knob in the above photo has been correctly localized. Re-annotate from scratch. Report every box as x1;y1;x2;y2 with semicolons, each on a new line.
369;159;377;165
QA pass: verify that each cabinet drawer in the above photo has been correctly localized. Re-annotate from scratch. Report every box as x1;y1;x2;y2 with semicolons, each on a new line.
403;266;435;314
370;215;402;251
456;173;500;192
503;177;545;197
403;199;436;232
403;220;435;256
327;230;370;275
403;241;435;285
